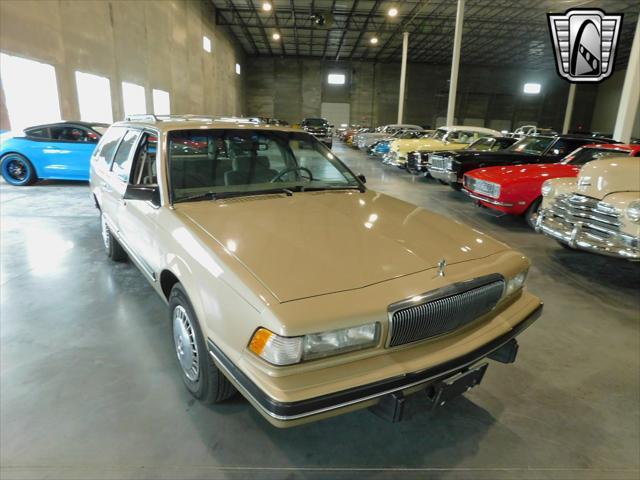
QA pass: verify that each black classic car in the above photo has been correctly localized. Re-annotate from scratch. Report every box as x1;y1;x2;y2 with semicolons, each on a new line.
406;136;517;175
427;134;615;190
301;117;333;148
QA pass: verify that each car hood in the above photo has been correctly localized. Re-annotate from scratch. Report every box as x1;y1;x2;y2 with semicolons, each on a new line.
392;139;467;153
575;157;640;199
176;190;509;303
467;163;580;184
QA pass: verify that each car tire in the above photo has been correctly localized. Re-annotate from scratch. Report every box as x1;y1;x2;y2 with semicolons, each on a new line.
524;197;542;230
450;183;463;191
169;283;236;404
1;153;36;186
556;240;574;250
100;213;127;262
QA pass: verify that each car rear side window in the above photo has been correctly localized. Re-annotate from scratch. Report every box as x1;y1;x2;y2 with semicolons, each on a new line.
111;130;140;182
95;127;126;167
24;127;50;139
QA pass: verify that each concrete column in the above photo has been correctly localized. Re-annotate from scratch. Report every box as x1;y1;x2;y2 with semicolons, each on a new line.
613;19;640;143
446;0;465;126
397;31;409;124
562;83;576;134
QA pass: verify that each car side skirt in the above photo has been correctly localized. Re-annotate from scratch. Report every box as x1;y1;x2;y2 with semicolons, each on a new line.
207;302;543;424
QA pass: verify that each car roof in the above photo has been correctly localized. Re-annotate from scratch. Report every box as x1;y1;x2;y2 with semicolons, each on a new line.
436;125;502;136
112;116;303;134
25;121;109;130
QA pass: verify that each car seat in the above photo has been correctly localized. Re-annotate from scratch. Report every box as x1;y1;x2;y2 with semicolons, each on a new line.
225;155;278;186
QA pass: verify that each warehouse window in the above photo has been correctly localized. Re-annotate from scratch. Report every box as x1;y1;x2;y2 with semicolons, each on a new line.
122;82;146;117
327;73;346;85
523;83;541;94
75;71;113;123
0;53;61;130
203;36;212;53
236;63;241;75
152;89;170;115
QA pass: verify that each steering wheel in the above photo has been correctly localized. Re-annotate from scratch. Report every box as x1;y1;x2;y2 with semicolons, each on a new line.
270;166;314;183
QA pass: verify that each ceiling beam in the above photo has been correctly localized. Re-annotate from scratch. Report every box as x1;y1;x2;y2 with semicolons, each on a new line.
221;0;259;55
335;0;360;60
248;0;273;56
348;0;383;59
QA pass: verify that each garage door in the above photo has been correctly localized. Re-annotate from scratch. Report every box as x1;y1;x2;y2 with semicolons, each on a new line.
321;102;350;127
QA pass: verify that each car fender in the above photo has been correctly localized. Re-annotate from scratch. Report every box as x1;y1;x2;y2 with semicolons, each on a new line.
541;177;577;209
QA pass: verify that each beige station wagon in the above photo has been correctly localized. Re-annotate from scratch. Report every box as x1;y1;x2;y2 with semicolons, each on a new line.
90;115;543;427
537;156;640;260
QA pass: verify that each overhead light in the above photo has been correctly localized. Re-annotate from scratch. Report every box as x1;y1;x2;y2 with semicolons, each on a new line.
388;7;398;17
310;13;326;26
262;2;272;12
272;32;281;41
370;37;379;45
523;82;541;94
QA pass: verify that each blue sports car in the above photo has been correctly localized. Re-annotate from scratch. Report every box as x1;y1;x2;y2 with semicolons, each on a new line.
0;121;108;185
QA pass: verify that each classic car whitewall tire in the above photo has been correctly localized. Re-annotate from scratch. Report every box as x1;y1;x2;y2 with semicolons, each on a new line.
100;213;127;261
168;284;236;404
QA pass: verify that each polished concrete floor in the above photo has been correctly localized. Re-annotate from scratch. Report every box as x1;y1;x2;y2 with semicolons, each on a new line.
1;142;639;480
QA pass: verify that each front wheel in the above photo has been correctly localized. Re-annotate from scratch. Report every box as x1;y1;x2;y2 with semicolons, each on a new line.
1;153;36;186
524;197;542;230
169;284;236;404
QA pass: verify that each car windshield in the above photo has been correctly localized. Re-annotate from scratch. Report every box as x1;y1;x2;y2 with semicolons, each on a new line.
508;136;554;154
303;118;327;127
169;129;360;203
446;130;484;144
562;147;630;165
91;125;108;135
432;129;447;141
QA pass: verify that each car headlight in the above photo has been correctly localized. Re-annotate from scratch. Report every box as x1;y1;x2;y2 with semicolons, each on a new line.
625;201;640;223
445;158;453;170
504;270;528;298
541;180;553;197
248;323;380;366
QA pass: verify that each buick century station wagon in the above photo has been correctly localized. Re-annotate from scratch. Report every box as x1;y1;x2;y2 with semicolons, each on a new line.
90;116;543;427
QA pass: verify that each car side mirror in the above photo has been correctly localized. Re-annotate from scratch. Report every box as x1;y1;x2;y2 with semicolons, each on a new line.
124;184;160;206
357;174;366;184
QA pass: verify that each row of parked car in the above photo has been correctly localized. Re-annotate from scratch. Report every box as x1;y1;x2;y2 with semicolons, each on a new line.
343;124;640;261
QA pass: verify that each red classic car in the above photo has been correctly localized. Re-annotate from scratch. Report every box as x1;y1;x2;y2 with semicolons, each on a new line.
463;144;640;228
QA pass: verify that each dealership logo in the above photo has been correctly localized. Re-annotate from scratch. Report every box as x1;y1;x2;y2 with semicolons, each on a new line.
548;9;623;83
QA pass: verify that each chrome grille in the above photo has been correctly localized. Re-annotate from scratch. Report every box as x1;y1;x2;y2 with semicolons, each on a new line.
430;155;447;170
388;277;505;348
465;177;500;198
548;194;621;238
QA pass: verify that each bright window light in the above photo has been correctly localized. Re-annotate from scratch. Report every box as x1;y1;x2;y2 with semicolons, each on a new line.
75;71;113;123
203;36;211;53
121;82;146;117
327;73;346;85
152;89;170;115
0;53;61;130
236;63;241;75
523;83;541;94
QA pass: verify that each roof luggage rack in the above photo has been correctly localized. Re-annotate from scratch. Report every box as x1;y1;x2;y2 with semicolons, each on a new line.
123;114;265;124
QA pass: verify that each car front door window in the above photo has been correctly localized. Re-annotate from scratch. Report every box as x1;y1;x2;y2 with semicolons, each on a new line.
111;130;141;183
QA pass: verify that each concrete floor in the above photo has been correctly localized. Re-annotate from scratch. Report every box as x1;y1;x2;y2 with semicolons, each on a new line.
1;142;639;480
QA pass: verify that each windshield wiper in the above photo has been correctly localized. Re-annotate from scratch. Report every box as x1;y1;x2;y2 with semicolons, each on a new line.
298;185;365;193
174;188;294;204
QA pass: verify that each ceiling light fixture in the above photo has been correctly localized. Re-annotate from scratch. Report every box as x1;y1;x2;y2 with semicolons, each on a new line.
262;2;272;12
272;32;281;41
370;37;379;45
388;7;398;17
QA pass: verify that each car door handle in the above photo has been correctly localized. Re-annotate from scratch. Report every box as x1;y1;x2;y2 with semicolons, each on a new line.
101;182;112;193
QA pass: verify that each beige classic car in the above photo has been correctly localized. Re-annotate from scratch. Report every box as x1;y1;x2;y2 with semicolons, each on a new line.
384;126;502;167
90;116;542;427
537;156;640;260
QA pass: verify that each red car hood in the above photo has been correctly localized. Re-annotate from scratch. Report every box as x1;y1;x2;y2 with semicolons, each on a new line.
467;163;580;185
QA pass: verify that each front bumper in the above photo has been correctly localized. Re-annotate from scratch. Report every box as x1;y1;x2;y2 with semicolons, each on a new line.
537;209;640;260
208;299;543;427
465;190;515;208
428;167;458;183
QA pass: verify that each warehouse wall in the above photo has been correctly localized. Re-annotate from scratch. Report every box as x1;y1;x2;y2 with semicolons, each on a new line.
591;69;640;139
0;0;245;130
245;57;599;132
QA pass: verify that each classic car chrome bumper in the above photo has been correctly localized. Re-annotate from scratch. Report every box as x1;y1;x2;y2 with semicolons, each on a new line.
537;209;640;260
465;190;514;207
207;301;543;426
428;167;457;183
